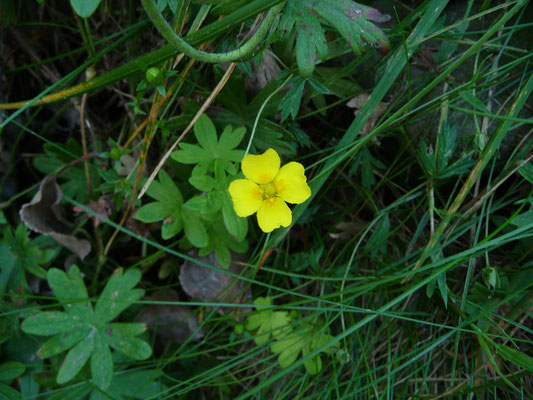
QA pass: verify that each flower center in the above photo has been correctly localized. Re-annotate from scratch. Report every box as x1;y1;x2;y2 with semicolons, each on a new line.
261;182;278;199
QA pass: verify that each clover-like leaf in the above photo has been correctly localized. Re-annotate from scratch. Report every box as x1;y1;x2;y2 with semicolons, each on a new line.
280;0;390;77
21;265;151;391
136;169;183;240
245;297;291;345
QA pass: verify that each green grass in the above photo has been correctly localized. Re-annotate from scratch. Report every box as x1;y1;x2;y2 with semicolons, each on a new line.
1;0;532;398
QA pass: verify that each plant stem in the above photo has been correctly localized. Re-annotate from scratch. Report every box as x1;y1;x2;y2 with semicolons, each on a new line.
141;0;286;63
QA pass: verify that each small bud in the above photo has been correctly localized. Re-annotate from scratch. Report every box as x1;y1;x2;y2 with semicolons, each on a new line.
146;67;163;85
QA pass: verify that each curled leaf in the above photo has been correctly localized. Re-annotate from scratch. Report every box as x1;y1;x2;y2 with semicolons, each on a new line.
20;176;91;260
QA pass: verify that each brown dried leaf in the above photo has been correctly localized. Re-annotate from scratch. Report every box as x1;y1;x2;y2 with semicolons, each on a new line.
135;289;204;344
20;176;91;260
180;251;251;315
346;93;388;135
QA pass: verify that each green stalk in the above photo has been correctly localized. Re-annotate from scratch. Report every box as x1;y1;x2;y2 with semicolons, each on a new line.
141;0;286;63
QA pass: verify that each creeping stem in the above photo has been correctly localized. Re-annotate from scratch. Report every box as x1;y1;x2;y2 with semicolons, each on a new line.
141;0;286;63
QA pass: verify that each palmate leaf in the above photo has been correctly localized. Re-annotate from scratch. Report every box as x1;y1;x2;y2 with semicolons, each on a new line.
171;114;245;173
136;169;183;240
271;323;338;374
246;297;292;345
280;0;390;77
21;265;151;391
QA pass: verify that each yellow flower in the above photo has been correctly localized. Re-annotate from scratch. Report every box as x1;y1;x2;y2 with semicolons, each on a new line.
228;148;311;232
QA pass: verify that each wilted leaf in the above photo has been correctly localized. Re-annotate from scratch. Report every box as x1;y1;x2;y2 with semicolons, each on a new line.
179;251;251;315
135;289;204;344
20;176;91;260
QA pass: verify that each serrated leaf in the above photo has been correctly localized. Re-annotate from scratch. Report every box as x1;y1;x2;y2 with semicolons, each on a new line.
95;268;144;322
295;17;328;77
279;78;306;121
281;0;390;77
57;328;96;384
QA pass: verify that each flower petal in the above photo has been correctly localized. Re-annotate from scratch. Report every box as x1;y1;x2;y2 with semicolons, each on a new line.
228;179;263;217
273;162;311;204
256;197;292;233
242;148;280;184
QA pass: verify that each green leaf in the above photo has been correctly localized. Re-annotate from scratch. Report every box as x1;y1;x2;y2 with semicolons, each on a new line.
182;210;209;248
91;333;113;390
57;328;96;384
246;297;291;345
271;332;302;368
279;78;305;121
47;266;93;319
496;343;533;372
0;383;22;400
0;362;26;382
0;225;49;294
106;370;164;399
38;326;92;359
22;312;84;336
518;161;533;184
280;0;390;77
21;266;150;387
171;115;245;172
219;126;246;153
222;192;248;241
105;326;152;360
70;0;101;18
95;268;144;322
194;114;218;155
136;170;183;240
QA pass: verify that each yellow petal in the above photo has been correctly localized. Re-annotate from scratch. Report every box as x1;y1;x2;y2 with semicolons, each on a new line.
228;179;263;217
256;197;292;233
273;162;311;204
242;148;280;184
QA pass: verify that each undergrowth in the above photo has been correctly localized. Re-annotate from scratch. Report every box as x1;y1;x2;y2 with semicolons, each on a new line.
1;0;532;398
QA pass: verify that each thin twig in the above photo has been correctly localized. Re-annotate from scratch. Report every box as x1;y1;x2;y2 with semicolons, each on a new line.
138;62;236;199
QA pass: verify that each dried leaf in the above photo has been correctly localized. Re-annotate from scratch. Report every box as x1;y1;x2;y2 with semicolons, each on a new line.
179;251;251;315
135;289;204;344
20;176;91;260
346;93;388;135
73;195;114;227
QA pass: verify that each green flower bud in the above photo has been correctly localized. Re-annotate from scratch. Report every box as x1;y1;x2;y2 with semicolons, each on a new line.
146;67;163;85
